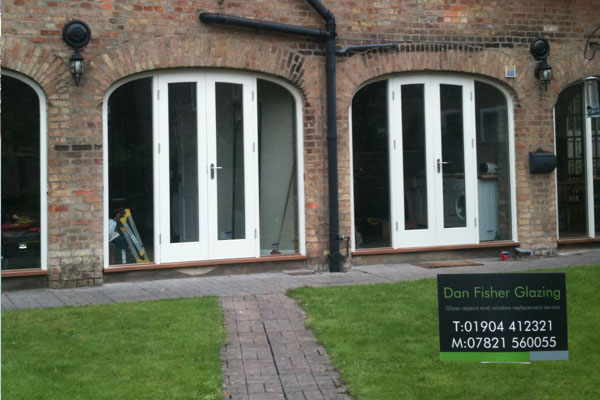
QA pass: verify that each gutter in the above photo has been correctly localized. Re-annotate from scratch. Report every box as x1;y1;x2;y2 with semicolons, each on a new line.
198;13;329;40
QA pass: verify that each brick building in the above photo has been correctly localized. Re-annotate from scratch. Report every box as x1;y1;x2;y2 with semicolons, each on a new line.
1;0;599;289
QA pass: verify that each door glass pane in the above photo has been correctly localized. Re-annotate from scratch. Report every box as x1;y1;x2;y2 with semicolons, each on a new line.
1;76;41;270
475;81;511;241
168;82;199;243
402;84;428;230
351;81;391;248
108;78;154;264
257;79;299;255
216;82;245;240
555;84;587;238
440;84;466;228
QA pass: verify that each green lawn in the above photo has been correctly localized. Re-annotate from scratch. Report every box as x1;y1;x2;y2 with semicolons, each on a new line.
289;266;600;400
2;297;225;400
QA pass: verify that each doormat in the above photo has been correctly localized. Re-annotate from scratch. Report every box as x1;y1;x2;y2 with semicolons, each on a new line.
413;260;484;268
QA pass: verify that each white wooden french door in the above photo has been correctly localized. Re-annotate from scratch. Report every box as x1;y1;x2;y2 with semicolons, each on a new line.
390;76;478;248
157;73;258;262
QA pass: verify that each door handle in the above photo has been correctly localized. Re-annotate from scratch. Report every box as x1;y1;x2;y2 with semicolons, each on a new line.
210;163;222;179
437;158;449;173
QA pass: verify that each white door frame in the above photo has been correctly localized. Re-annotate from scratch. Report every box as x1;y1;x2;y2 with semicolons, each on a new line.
433;76;478;246
554;82;598;239
584;95;596;238
157;72;258;262
205;74;259;260
391;76;478;248
157;73;208;262
350;74;518;251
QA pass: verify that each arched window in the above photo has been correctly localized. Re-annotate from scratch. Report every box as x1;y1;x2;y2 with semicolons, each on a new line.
107;78;154;264
555;80;600;238
105;73;304;266
351;76;515;249
1;72;47;270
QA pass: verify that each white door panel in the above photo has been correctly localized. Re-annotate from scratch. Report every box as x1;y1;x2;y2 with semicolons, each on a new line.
157;73;258;263
206;75;258;259
393;76;478;248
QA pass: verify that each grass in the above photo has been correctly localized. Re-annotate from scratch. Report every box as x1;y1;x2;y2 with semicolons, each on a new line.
2;297;225;400
289;265;600;400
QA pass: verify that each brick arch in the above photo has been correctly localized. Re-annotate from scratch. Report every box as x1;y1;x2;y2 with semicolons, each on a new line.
336;47;517;109
1;36;71;98
549;56;600;98
88;36;313;102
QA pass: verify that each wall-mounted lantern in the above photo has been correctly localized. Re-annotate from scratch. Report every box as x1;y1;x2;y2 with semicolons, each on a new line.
530;38;552;90
584;76;600;118
62;20;92;86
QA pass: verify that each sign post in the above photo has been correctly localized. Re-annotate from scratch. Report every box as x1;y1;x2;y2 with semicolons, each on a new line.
437;273;568;362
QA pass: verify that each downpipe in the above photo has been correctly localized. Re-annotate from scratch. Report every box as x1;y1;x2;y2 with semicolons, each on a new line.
306;0;344;272
324;24;343;272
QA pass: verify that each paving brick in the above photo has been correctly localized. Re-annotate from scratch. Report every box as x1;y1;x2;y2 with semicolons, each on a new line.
302;389;326;400
286;391;306;400
249;394;285;400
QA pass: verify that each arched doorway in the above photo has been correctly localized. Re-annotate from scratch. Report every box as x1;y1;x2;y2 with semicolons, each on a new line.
105;72;305;265
351;75;515;249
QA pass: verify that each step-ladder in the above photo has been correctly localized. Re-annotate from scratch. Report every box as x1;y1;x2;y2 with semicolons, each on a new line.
114;208;149;263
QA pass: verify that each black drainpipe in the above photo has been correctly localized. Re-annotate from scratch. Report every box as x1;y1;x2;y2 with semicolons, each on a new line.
305;1;343;272
200;0;344;272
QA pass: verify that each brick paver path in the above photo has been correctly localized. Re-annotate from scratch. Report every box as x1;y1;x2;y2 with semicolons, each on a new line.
221;294;351;400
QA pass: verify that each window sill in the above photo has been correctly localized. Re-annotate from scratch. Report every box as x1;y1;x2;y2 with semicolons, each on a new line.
2;269;48;278
104;254;308;273
352;241;521;256
557;236;600;245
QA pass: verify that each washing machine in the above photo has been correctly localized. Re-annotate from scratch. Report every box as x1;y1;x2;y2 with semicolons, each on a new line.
443;178;466;227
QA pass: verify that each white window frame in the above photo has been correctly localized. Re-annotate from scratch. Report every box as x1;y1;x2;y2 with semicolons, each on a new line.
349;74;517;251
103;71;305;267
554;82;598;239
1;70;48;270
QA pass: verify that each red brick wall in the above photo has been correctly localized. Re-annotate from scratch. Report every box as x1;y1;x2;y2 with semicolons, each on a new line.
2;0;600;286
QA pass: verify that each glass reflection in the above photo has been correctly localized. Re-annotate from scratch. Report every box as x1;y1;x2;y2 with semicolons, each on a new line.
352;81;391;248
1;76;42;270
108;78;155;264
168;82;199;244
475;81;512;241
402;84;428;230
440;84;467;229
258;79;299;255
555;84;587;238
216;82;246;240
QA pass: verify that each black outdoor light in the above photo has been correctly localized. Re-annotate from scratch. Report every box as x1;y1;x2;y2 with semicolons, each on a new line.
530;38;552;90
62;20;92;86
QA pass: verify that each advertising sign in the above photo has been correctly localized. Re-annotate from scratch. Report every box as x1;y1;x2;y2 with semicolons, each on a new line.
437;273;568;362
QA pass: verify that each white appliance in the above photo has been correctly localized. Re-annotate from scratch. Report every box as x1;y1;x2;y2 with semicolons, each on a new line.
443;178;466;227
478;180;499;241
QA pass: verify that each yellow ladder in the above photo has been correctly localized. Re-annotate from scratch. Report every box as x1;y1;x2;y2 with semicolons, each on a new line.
115;208;149;263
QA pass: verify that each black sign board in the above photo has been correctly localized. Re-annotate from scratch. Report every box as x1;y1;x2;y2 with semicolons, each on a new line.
437;273;568;362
